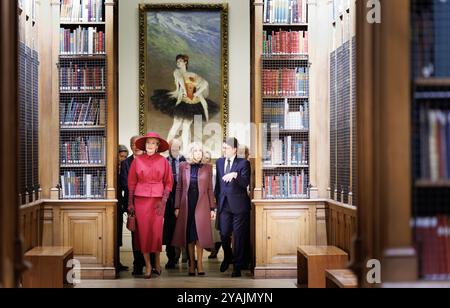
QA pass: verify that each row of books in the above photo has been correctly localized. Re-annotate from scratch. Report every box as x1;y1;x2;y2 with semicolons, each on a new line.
263;171;308;199
60;0;104;23
61;98;106;126
420;108;450;181
60;27;105;55
263;30;308;55
264;137;308;166
60;64;105;91
263;0;308;24
60;171;106;199
263;68;309;97
413;216;450;280
262;100;309;130
61;136;106;165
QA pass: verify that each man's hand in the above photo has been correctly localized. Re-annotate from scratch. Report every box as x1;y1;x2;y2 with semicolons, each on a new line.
222;172;238;183
175;209;180;218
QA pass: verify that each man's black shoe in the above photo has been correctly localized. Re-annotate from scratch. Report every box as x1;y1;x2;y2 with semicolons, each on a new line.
118;264;129;272
231;270;242;278
220;261;231;273
132;268;143;276
165;262;177;269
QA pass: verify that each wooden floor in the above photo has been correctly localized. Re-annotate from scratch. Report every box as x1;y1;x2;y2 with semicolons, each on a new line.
77;251;297;288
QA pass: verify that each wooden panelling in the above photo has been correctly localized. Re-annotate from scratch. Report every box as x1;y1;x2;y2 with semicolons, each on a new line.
42;200;116;279
266;209;309;265
39;0;59;199
42;207;54;246
19;202;43;253
1;0;20;288
253;199;328;278
326;200;357;254
62;210;104;265
253;199;356;279
355;0;417;285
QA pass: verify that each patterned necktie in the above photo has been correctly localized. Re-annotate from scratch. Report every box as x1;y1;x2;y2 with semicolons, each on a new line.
226;159;231;175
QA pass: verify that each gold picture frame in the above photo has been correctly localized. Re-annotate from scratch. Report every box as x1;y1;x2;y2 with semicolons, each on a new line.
139;3;229;156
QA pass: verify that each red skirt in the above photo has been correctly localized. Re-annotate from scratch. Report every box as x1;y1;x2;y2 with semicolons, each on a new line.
134;196;165;254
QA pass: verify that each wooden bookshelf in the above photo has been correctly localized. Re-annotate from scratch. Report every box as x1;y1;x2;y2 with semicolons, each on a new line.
60;22;106;26
263;23;308;27
415;180;450;188
252;0;316;278
257;0;310;201
415;78;450;87
59;54;106;60
32;0;118;279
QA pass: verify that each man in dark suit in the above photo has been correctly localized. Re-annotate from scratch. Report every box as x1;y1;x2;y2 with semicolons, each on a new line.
117;145;130;274
164;139;186;269
119;135;152;276
215;138;251;277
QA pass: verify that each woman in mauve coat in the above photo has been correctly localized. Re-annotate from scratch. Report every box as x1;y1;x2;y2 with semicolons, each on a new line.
172;142;216;276
128;132;173;279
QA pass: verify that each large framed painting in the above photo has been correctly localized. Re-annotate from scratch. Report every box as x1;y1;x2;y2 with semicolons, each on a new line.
139;3;229;158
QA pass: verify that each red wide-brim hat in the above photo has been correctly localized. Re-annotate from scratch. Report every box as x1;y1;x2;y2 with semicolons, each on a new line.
135;132;170;153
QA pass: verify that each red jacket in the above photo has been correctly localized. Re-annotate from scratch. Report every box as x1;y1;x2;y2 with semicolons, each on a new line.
172;163;216;249
128;154;173;200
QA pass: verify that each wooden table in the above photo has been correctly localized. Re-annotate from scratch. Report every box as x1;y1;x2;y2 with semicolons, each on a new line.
22;247;74;288
298;246;348;288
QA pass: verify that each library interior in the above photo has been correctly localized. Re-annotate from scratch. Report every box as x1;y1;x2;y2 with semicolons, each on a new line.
1;0;450;289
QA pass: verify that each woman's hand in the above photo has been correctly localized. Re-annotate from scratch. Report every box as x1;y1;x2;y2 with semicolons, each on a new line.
127;205;135;214
211;211;216;221
175;209;180;218
156;201;164;217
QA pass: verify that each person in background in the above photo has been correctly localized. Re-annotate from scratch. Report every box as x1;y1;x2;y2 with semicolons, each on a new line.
237;145;253;271
215;138;251;278
164;139;186;269
172;142;216;276
118;145;129;170
120;136;148;276
203;151;222;260
128;133;173;279
117;145;130;273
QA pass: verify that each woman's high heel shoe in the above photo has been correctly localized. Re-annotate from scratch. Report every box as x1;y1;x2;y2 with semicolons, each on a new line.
152;267;162;276
144;271;152;279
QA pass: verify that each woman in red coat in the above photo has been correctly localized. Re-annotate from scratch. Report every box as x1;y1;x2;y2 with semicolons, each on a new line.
128;132;173;279
172;142;216;276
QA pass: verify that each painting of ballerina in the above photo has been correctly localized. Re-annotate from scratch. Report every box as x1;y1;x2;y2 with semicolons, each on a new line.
139;4;228;158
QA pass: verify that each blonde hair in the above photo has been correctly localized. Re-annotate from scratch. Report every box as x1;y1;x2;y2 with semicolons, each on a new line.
202;150;212;164
187;142;204;164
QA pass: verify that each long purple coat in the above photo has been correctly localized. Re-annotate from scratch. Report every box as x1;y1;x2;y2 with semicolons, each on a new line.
172;163;216;249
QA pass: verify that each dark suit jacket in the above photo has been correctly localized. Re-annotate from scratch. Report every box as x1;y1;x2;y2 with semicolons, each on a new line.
167;156;187;184
215;157;251;215
119;155;134;212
